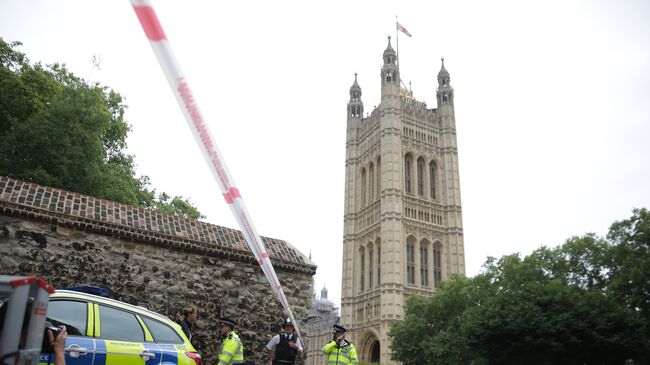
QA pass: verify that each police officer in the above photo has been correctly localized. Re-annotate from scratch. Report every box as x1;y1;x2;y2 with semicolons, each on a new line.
264;318;303;364
322;324;358;365
217;318;244;365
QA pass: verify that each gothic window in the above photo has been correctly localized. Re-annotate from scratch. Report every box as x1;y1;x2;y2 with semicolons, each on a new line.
407;237;416;285
404;154;412;194
369;163;375;202
376;238;381;286
361;168;367;206
429;161;437;200
360;246;365;292
417;157;425;196
443;94;448;104
368;243;374;289
376;157;381;197
433;242;442;288
386;72;393;82
420;241;429;287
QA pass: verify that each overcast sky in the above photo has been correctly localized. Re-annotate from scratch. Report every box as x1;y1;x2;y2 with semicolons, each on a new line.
2;0;649;310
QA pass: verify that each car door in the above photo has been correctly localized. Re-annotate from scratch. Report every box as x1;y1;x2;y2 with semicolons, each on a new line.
140;315;190;365
41;299;96;365
93;303;161;365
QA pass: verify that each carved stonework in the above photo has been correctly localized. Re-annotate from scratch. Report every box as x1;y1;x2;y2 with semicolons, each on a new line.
340;42;465;365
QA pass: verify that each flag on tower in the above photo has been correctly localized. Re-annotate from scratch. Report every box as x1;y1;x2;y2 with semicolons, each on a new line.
397;22;412;37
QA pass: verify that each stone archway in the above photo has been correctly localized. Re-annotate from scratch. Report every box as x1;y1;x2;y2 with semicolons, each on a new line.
360;330;380;364
370;339;380;363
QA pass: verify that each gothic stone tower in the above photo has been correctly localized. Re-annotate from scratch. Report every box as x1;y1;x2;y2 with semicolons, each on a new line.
341;38;465;365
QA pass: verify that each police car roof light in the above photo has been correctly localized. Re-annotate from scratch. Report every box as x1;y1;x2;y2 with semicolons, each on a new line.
60;286;112;297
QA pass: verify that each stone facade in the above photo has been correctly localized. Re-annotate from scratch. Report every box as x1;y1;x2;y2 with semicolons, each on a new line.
341;39;465;364
0;176;316;365
303;286;339;365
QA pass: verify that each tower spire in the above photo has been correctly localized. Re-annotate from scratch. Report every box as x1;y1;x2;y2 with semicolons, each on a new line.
436;57;453;106
381;36;399;98
348;73;363;119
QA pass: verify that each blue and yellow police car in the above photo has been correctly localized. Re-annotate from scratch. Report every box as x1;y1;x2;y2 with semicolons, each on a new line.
41;289;201;365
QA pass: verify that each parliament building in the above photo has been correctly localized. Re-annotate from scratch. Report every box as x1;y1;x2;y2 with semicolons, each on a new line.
340;37;465;364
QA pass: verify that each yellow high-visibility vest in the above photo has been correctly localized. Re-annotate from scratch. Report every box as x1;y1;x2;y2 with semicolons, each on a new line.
322;340;358;365
218;331;244;365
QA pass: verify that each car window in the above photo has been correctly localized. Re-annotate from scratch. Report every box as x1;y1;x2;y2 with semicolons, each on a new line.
98;305;144;342
142;316;183;344
47;300;86;336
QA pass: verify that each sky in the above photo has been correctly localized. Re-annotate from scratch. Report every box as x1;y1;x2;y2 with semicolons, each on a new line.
1;0;649;310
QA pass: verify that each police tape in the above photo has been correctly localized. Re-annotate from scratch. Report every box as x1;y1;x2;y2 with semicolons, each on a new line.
130;0;302;337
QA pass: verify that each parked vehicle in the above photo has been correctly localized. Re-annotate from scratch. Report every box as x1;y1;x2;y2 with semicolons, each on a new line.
41;289;201;365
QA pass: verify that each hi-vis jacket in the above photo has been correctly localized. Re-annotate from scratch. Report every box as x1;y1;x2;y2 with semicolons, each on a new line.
218;331;244;365
322;339;359;365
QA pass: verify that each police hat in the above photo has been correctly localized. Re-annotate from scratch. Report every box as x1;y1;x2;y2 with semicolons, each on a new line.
282;318;294;328
219;318;236;328
332;324;347;333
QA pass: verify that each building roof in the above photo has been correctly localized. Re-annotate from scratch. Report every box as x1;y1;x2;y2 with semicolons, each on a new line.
0;176;316;274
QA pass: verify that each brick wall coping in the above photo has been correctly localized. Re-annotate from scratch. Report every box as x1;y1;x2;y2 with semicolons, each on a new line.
0;176;316;274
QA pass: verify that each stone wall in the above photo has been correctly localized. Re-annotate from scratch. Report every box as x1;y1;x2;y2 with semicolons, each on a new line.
0;177;317;365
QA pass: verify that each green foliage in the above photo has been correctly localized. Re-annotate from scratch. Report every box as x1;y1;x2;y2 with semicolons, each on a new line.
0;38;204;220
390;208;650;365
147;192;204;220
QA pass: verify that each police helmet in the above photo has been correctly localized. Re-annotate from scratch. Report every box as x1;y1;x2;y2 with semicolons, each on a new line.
282;317;294;328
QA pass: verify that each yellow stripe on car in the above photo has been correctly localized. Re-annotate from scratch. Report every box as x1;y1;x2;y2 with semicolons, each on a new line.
136;314;154;342
104;340;146;365
94;303;101;337
86;302;94;336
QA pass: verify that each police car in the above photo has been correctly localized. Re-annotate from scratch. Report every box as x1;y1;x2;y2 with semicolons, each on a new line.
41;288;201;365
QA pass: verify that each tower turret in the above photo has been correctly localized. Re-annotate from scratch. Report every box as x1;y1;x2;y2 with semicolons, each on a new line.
320;285;328;300
436;57;454;107
348;73;363;119
381;36;400;98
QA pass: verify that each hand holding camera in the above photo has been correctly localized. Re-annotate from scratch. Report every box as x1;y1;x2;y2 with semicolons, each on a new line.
46;325;67;354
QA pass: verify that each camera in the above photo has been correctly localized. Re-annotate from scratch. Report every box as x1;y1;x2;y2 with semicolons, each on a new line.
41;321;62;353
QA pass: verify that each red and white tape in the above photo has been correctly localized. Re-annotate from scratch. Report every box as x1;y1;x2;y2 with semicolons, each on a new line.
130;0;301;336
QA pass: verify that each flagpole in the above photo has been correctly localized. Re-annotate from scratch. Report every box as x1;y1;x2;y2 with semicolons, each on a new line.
395;15;400;68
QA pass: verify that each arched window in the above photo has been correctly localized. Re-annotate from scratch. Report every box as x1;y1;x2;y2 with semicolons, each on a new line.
404;154;413;194
420;240;429;287
360;246;366;292
429;161;437;200
368;243;374;289
376;157;381;198
406;236;416;285
417;157;425;196
433;242;442;288
376;238;381;286
369;163;375;202
361;168;367;206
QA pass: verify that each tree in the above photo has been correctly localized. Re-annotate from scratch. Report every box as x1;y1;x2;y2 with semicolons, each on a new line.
0;39;203;219
390;209;650;365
